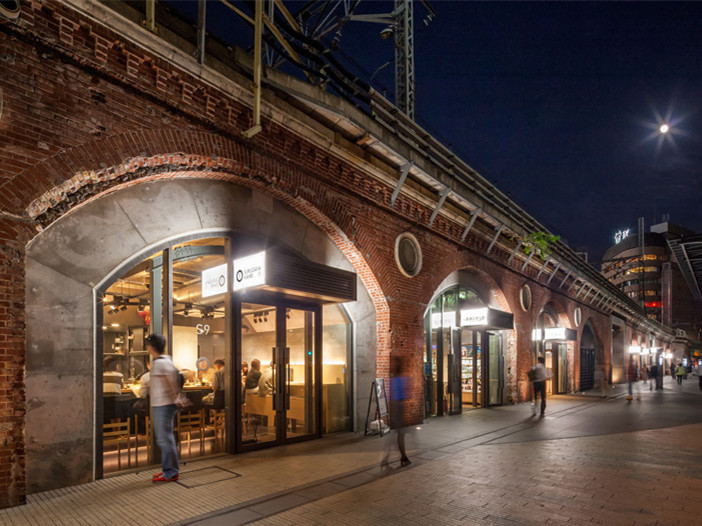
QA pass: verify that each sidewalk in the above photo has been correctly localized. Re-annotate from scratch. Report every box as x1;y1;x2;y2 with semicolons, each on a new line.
0;375;699;526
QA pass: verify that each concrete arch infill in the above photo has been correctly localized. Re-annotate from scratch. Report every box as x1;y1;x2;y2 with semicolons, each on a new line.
24;175;388;493
427;267;513;315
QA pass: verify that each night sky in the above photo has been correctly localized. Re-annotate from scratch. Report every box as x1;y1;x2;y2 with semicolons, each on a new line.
170;1;702;264
337;1;702;263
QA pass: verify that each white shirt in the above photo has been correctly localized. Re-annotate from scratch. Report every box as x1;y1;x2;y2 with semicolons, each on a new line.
532;363;552;382
131;372;150;398
150;356;179;407
103;371;123;394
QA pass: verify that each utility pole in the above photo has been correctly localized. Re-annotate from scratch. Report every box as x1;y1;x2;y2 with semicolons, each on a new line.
394;0;415;119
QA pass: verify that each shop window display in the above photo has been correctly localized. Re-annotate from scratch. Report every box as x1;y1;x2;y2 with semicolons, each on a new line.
101;238;228;474
100;236;353;474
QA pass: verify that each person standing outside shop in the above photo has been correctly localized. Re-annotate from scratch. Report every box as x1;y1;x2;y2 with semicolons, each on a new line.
147;334;180;483
648;363;658;391
626;359;640;400
530;357;551;416
675;363;685;385
640;364;649;389
696;362;702;391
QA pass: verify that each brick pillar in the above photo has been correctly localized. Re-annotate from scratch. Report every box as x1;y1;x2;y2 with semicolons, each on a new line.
0;218;28;508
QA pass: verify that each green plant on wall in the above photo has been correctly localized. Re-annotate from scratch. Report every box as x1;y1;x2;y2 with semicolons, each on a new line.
522;231;560;260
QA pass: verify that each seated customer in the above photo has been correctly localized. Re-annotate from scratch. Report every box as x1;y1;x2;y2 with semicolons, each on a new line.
244;359;262;395
103;357;124;394
258;362;274;396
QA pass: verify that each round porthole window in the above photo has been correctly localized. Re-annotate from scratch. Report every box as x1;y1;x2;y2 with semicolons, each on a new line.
574;307;582;327
0;0;21;20
519;284;532;311
395;232;422;278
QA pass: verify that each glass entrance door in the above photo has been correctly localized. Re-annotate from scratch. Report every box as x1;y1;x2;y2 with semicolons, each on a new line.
557;343;567;394
240;302;318;448
487;332;503;406
545;346;554;395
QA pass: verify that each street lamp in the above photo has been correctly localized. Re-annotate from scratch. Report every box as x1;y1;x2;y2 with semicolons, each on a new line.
659;123;670;134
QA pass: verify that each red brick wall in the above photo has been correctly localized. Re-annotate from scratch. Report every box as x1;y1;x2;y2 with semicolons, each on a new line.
0;0;619;504
0;218;31;508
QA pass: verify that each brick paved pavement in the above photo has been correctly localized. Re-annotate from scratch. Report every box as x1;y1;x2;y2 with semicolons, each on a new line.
1;376;700;526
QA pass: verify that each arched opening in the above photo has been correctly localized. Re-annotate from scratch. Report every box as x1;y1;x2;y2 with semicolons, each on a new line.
580;322;597;391
533;303;574;395
24;178;378;491
423;270;514;416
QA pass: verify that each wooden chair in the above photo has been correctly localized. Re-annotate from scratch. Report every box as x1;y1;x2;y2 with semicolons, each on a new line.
208;410;226;452
103;420;131;470
133;414;151;467
177;410;204;456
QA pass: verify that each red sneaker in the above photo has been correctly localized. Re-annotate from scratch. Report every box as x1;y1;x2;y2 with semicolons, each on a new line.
152;473;179;483
152;472;163;480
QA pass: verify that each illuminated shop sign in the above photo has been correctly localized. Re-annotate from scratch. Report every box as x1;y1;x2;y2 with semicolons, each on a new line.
233;251;266;291
532;327;577;341
431;312;456;329
431;307;512;330
201;263;228;298
629;345;655;355
461;307;489;326
614;228;631;244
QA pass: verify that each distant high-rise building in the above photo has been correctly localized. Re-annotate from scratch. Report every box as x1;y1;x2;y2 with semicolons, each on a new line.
602;220;702;362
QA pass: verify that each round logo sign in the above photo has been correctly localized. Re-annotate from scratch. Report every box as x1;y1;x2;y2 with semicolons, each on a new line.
218;275;225;287
236;270;243;282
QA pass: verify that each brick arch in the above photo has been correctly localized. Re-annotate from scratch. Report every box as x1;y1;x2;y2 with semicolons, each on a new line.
537;300;572;329
17;128;391;377
581;317;606;358
422;257;520;403
423;249;514;315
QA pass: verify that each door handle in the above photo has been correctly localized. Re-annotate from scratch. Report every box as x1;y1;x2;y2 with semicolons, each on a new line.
271;346;277;411
285;347;290;410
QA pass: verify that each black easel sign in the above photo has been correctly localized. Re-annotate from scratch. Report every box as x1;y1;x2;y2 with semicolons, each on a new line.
364;378;389;436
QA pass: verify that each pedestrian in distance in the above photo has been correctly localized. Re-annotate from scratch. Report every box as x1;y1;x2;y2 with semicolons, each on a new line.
529;357;552;416
146;334;181;483
648;363;658;391
696;362;702;391
626;359;640;400
675;363;685;385
640;365;649;388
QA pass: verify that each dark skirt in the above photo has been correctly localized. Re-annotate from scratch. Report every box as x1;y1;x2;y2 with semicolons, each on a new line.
214;390;225;411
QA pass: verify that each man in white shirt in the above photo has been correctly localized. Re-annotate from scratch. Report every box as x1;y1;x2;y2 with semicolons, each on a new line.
531;356;552;417
147;334;180;483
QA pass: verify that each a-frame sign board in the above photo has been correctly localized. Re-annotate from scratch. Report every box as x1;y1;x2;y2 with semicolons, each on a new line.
364;378;389;436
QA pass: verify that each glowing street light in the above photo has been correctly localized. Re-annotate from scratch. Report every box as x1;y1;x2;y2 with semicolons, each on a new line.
659;123;670;134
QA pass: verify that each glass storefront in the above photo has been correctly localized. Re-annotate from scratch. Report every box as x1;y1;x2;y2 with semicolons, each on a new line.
423;286;510;416
99;236;353;475
533;312;572;395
